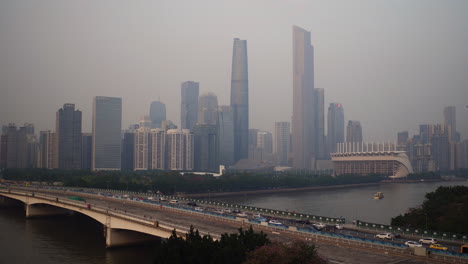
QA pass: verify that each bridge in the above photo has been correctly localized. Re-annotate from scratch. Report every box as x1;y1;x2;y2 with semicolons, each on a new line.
1;186;467;263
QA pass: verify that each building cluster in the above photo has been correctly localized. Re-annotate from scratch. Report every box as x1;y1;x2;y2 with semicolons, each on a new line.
397;106;468;172
1;27;466;177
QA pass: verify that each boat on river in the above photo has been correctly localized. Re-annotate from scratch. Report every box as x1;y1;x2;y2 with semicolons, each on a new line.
373;192;384;200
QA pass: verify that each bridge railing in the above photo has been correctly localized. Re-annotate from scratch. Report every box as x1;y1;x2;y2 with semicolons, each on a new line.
356;220;468;243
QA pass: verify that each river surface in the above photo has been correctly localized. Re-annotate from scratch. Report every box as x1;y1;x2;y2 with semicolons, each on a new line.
0;181;466;264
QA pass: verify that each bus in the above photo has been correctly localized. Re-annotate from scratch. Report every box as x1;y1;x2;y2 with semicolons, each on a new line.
461;245;468;254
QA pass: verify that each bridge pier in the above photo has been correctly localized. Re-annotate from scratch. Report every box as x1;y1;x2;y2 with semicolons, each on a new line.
104;227;160;248
25;204;70;218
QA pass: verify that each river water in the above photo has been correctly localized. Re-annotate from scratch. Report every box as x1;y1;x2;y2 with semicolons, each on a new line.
0;181;466;264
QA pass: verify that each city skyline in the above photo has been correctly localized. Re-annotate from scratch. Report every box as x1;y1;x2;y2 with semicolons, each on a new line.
0;1;467;142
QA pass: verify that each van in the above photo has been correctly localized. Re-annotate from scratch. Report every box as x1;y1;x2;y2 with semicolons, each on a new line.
170;199;179;204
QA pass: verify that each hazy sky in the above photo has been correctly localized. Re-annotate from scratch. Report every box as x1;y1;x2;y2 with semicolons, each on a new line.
1;0;467;142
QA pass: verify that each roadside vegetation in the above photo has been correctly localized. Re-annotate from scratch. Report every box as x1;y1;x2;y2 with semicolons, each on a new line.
391;185;468;234
154;225;326;264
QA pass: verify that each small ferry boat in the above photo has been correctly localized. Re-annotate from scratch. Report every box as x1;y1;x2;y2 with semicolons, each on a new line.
373;192;384;200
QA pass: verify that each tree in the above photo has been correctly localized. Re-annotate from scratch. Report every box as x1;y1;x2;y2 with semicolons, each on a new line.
243;240;327;264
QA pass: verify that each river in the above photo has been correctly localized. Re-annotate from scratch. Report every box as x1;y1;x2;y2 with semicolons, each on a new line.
0;180;466;264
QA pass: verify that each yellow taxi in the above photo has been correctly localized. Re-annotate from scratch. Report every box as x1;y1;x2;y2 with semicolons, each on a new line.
429;244;448;250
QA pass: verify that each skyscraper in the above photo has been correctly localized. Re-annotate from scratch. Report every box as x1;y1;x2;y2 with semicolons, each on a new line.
198;93;219;125
181;81;199;130
193;124;218;171
56;103;82;169
92;96;122;170
134;127;150;171
149;101;166;128
314;88;326;160
150;128;166;170
346;120;363;143
230;38;249;163
275;122;290;166
292;26;315;169
257;131;273;154
166;129;193;171
444;106;457;142
327;103;344;154
81;133;92;170
218;105;234;166
39;130;58;169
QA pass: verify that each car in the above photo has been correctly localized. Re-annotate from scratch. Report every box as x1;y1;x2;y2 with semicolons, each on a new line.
335;224;344;230
187;202;197;206
375;233;394;239
214;209;224;215
269;220;282;225
170;199;179;204
429;244;448;250
405;241;423;248
419;238;437;245
256;217;268;222
222;208;232;213
194;207;203;212
391;233;401;238
236;212;248;218
313;223;326;230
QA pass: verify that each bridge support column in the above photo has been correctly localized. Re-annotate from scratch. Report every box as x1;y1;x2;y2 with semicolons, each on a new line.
104;227;160;248
25;204;70;218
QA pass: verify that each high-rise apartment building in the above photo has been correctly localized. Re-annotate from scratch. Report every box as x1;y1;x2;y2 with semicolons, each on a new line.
346;120;363;143
181;81;199;130
193;124;218;171
230;38;249;163
292;26;315;169
327;103;344;154
150;128;166;170
166;129;194;171
134;127;150;171
275;122;290;166
218;105;234;166
444;106;457;142
92;96;122;170
5;124;36;168
149;101;166;128
121;131;135;171
198;93;218;125
56;104;82;169
257;131;273;154
397;131;409;146
39;130;58;169
314;88;326;160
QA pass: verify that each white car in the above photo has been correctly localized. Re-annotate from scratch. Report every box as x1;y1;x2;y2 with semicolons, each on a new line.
313;223;326;230
375;233;394;239
222;208;232;213
194;207;203;212
236;212;248;218
335;224;344;230
419;238;437;245
269;220;282;225
405;241;423;248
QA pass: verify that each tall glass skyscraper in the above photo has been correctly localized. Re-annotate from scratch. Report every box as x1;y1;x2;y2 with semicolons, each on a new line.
92;96;122;170
149;101;166;128
230;38;249;163
327;103;344;155
292;26;315;169
181;81;199;130
218;105;234;166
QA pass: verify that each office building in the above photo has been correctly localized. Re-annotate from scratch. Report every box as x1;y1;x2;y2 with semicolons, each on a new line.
92;96;122;170
218;105;234;166
121;131;135;171
181;81;199;130
397;131;409;146
314;88;326;160
230;38;249;163
292;26;315;169
444;106;457;142
275;121;290;166
198;93;219;125
81;133;92;170
149;101;166;128
346;120;363;143
193;124;218;171
257;131;273;154
327;103;344;154
56;104;82;169
5;123;37;168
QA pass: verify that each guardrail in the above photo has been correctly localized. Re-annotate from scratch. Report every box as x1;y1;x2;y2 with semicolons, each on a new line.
356;220;468;243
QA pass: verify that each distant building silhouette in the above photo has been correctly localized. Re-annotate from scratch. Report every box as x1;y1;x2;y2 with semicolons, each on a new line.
5;123;37;168
193;124;218;171
92;96;122;170
218;105;234;166
166;129;194;171
314;88;326;160
121;131;135;171
39;130;58;169
327;103;344;154
81;133;92;170
230;38;249;163
181;81;199;130
346;120;363;143
149;101;166;128
275;122;290;166
198;93;219;125
443;106;457;142
150;128;166;170
134;127;150;171
292;26;315;169
56;103;82;169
